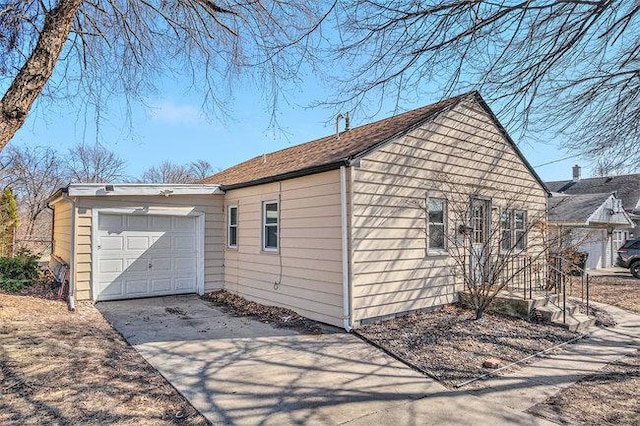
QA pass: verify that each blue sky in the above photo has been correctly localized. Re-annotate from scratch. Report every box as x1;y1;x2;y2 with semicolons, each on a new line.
9;71;584;183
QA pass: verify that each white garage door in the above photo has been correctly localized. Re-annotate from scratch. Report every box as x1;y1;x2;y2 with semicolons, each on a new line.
95;213;199;301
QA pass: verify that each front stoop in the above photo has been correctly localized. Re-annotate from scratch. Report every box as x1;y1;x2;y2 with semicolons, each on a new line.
459;291;596;332
534;303;596;332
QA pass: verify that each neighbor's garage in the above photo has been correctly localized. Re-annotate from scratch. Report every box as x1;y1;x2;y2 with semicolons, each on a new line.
47;184;225;304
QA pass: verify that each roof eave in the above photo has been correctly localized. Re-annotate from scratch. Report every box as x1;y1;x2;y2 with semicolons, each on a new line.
219;160;349;191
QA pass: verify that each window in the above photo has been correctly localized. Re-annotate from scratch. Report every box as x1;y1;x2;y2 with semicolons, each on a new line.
514;210;526;250
501;209;527;251
263;201;278;251
228;205;238;248
427;197;446;251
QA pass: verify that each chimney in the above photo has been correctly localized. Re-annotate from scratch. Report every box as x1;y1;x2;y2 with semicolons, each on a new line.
345;112;350;131
572;164;581;182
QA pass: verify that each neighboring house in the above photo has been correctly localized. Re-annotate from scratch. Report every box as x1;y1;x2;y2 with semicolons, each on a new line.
48;92;548;329
548;192;634;269
546;168;639;268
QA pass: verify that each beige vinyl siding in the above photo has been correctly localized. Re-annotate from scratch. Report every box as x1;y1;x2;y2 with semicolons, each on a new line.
52;201;72;263
72;194;224;301
224;170;345;327
351;97;547;323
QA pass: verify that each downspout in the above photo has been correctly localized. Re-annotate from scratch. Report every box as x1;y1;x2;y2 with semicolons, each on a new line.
62;193;76;311
340;165;352;332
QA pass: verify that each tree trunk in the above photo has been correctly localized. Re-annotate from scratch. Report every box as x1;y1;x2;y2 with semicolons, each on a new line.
0;0;83;150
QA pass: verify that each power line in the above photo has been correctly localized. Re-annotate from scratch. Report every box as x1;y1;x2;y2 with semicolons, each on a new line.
534;154;582;168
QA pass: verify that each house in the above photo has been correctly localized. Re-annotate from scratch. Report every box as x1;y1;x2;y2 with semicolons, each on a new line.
546;167;639;268
548;192;634;269
48;92;548;329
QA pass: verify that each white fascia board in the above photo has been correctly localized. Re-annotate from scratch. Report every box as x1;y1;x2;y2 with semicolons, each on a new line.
67;183;224;197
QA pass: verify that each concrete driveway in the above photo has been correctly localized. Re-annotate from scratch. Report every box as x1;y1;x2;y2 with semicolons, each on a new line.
98;295;551;425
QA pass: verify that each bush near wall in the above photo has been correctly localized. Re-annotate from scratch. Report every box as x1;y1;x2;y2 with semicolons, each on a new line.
0;249;40;292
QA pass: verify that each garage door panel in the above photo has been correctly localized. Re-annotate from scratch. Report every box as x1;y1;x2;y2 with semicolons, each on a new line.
149;258;172;273
127;215;149;230
124;258;150;273
125;279;150;296
95;213;200;301
100;280;124;298
100;235;124;250
174;217;195;231
176;277;196;291
99;259;124;274
151;216;172;229
126;236;150;251
175;257;196;272
150;235;172;249
151;278;172;292
174;236;196;250
99;214;123;230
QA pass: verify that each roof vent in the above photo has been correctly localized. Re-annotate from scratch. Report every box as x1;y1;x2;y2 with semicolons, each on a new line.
572;164;581;182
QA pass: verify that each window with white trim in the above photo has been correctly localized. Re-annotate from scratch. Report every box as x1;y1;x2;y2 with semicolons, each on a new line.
501;209;527;251
262;201;279;251
427;197;446;251
228;205;238;248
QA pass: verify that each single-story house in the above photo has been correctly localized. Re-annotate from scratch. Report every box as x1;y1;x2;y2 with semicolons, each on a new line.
548;192;634;269
546;167;639;268
48;91;548;330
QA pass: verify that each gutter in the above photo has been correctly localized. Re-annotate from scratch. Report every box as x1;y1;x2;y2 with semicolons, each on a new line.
340;166;352;332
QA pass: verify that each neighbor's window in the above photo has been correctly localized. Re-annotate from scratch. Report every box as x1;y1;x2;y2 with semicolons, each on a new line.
427;197;446;251
501;209;527;251
228;205;238;248
263;201;279;251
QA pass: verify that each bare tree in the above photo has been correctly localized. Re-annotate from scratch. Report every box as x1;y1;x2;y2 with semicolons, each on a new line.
6;145;65;238
332;1;640;170
140;160;197;183
189;159;217;181
65;143;128;183
140;159;218;183
0;1;334;149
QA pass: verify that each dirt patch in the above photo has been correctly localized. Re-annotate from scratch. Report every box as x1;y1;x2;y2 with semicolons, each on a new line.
528;350;640;425
357;305;579;387
569;276;640;314
0;291;208;425
203;290;322;334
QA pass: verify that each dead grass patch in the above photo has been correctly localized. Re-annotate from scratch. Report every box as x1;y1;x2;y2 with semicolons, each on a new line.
569;276;640;313
528;350;640;425
357;305;579;387
0;292;208;425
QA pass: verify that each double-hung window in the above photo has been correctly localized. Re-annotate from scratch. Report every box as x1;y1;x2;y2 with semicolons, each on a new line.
427;197;446;252
263;201;279;251
501;209;527;251
228;205;238;248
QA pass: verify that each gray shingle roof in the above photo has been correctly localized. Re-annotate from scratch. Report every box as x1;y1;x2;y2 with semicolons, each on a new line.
548;193;612;223
546;173;640;212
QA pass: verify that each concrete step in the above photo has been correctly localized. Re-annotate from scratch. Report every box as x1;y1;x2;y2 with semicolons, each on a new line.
553;313;596;333
534;303;579;322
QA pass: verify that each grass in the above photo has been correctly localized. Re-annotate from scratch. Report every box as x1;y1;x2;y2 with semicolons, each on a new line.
0;292;208;425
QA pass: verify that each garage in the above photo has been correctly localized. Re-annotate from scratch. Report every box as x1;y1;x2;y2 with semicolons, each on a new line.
95;213;199;301
47;183;225;305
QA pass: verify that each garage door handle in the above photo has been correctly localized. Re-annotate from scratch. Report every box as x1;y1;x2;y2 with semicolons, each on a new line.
148;263;153;269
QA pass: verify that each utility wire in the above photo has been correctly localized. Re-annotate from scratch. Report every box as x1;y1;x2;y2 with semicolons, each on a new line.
534;154;582;168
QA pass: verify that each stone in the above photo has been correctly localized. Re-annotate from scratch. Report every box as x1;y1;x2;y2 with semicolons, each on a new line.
483;358;501;369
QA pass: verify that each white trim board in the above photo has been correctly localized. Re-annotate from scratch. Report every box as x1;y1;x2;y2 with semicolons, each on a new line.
69;183;223;197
